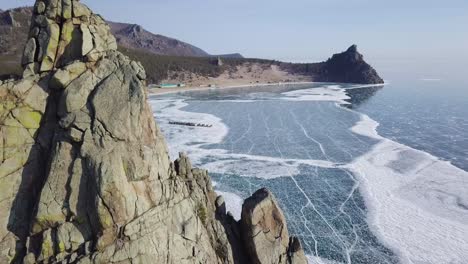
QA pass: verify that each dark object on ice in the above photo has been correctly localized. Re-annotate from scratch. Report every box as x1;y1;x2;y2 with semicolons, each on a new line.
169;121;213;128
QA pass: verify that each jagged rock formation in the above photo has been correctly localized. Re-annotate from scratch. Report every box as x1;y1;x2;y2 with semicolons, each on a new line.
320;45;384;84
279;45;384;85
241;189;307;264
0;1;306;264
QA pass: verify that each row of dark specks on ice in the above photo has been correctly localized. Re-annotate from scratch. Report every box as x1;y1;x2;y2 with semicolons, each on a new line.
169;121;213;128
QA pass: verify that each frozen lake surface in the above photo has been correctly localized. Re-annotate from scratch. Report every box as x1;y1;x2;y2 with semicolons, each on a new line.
150;81;468;264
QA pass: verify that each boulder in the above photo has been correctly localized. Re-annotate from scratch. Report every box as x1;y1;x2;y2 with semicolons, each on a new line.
62;0;72;19
22;38;37;66
35;1;46;14
49;61;87;89
73;1;91;18
241;188;307;264
39;20;60;72
81;24;93;55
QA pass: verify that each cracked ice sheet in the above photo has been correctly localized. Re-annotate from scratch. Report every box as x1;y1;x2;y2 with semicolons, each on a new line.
185;100;379;163
347;114;468;264
150;98;337;179
150;83;468;263
210;166;398;263
150;86;396;263
307;255;343;264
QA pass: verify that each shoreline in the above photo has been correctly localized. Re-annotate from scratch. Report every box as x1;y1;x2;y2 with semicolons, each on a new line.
148;81;387;96
148;81;316;96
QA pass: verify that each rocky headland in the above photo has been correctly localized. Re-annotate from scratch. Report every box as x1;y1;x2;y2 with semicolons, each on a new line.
0;1;306;264
0;7;383;86
318;45;384;84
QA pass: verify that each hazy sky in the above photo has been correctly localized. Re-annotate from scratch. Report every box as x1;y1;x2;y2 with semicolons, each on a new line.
2;0;467;79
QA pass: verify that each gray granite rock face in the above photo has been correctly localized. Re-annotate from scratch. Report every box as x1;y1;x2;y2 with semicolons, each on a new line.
0;1;307;264
241;188;307;264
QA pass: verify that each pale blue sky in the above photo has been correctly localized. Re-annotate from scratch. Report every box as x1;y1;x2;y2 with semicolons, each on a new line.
2;0;467;80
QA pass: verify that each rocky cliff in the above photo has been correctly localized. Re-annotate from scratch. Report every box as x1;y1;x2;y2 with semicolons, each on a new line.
279;45;384;85
0;1;306;263
319;45;384;84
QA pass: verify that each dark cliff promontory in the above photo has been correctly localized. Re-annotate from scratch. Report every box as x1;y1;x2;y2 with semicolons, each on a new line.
321;45;384;84
0;1;305;263
281;45;384;84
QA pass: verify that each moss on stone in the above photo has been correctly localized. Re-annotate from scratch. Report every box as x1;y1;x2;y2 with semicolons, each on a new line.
197;203;207;226
40;21;60;72
101;212;113;228
62;20;74;44
11;106;42;129
58;241;66;253
62;0;72;19
97;203;114;229
34;214;66;233
41;239;54;259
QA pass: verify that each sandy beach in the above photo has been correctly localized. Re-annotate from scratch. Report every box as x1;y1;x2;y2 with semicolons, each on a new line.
149;62;315;95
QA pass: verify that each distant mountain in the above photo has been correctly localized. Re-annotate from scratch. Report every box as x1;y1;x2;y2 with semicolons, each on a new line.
108;22;210;57
109;22;244;58
0;7;32;54
0;7;33;77
0;7;243;76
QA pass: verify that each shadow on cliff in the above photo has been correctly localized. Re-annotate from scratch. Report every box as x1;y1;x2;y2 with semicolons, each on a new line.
7;81;57;260
8;81;99;261
215;209;248;264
